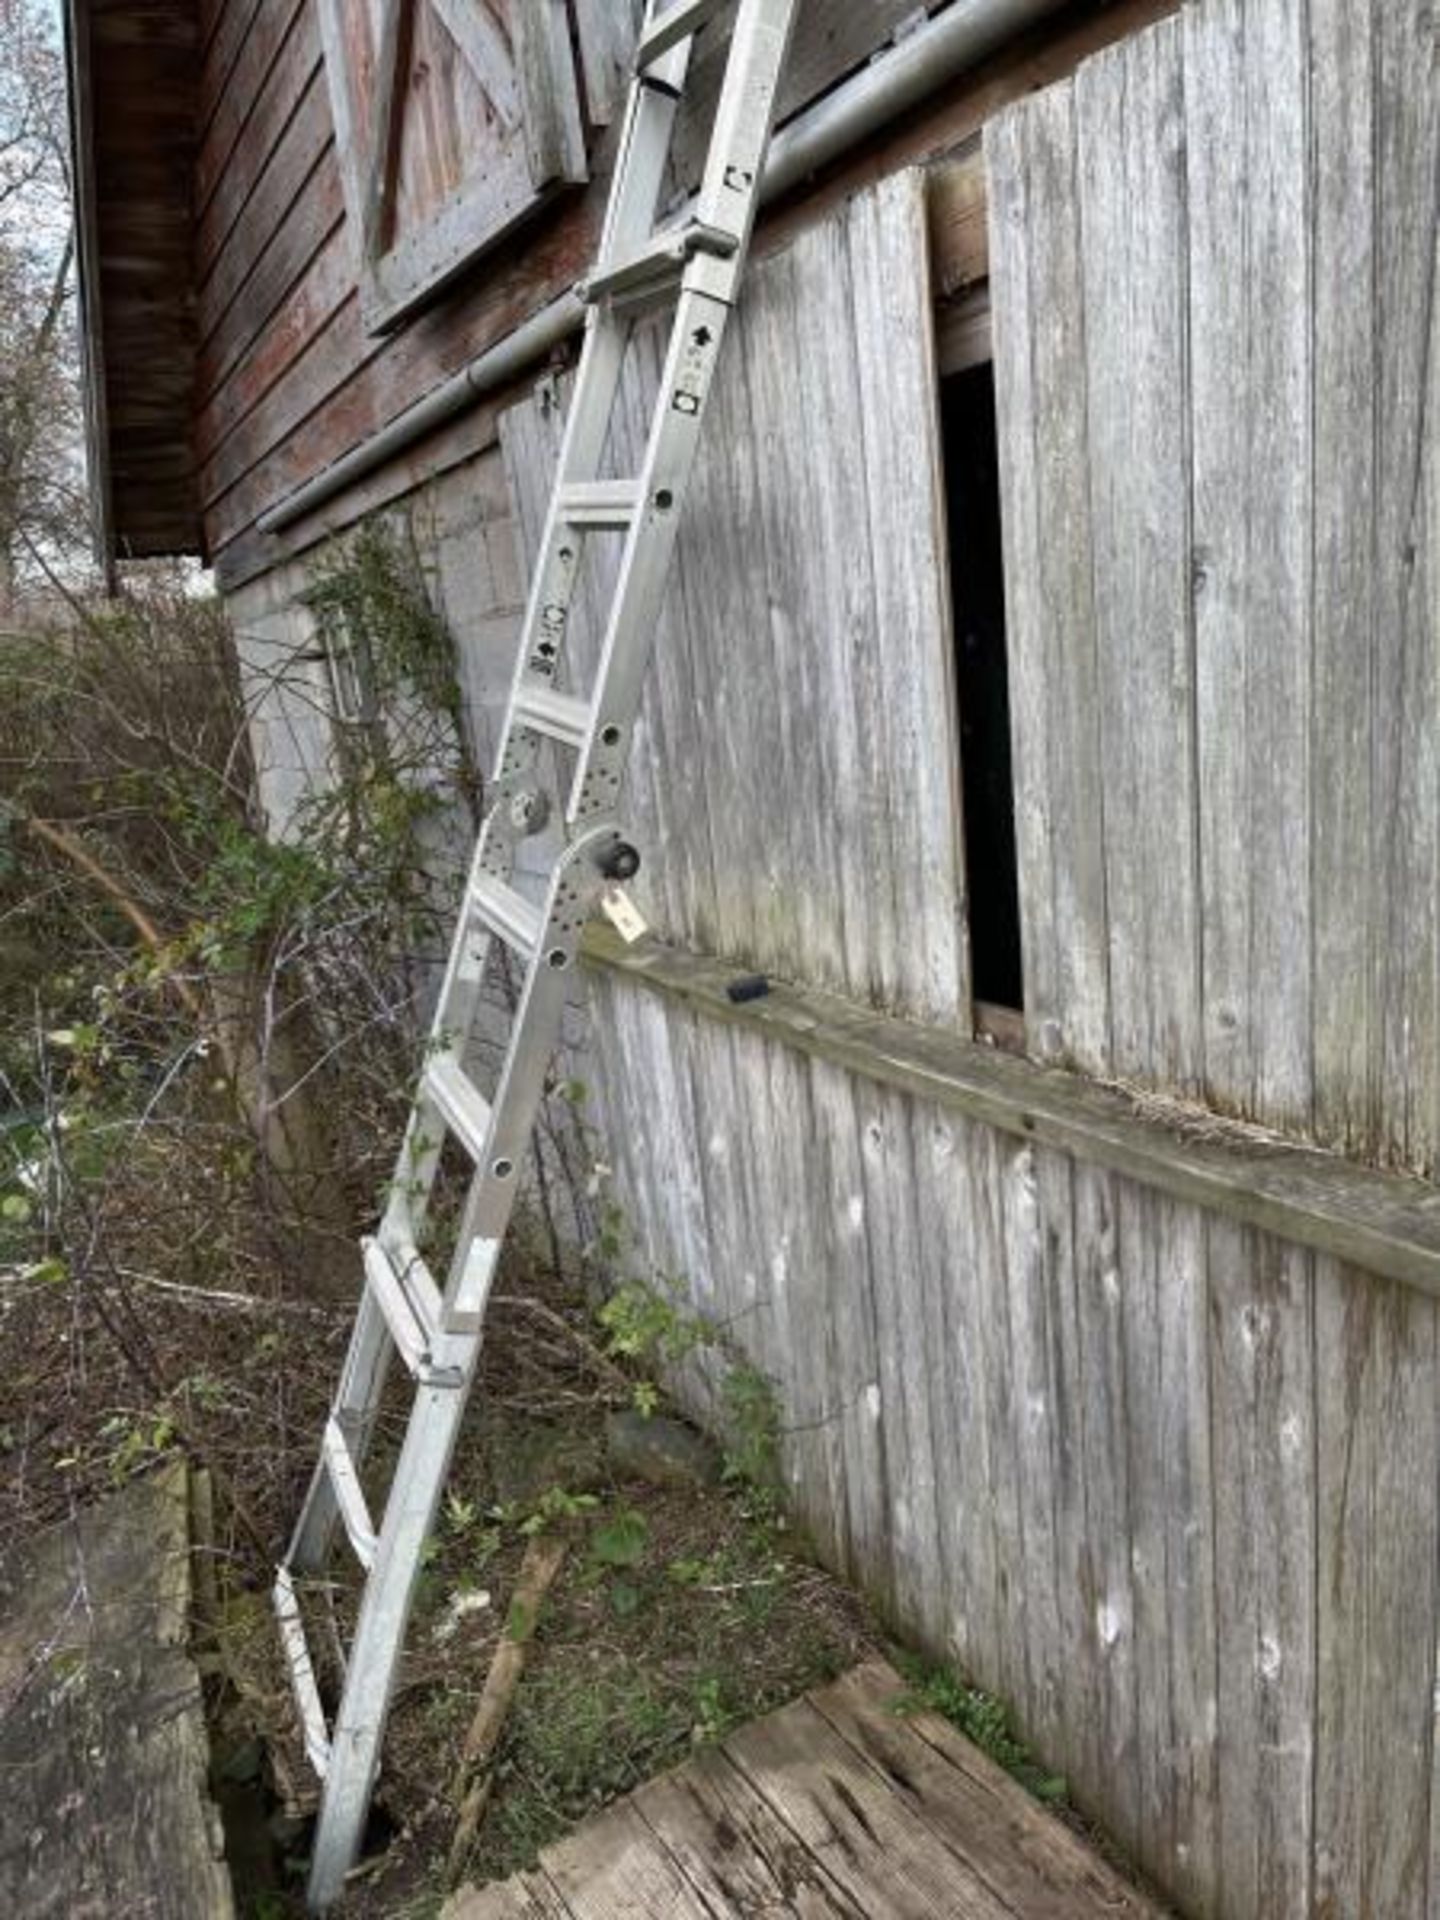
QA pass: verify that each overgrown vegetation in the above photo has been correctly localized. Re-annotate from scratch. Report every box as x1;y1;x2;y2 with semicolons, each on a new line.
0;526;488;1539
0;530;880;1915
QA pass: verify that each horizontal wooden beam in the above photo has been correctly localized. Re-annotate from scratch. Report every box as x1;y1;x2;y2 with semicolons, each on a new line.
583;928;1440;1301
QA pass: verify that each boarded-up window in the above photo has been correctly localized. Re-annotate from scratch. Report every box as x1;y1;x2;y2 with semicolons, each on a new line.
318;0;587;335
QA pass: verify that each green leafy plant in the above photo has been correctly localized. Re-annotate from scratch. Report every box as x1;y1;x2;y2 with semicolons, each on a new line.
518;1485;600;1537
895;1656;1067;1805
588;1506;649;1570
691;1672;734;1744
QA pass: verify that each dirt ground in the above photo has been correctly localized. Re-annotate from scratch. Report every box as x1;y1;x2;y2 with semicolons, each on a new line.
186;1246;878;1919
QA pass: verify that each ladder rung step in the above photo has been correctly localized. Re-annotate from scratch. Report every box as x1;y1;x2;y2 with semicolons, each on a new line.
472;873;543;958
637;0;725;66
512;680;592;750
362;1234;437;1378
555;479;643;528
423;1051;493;1160
582;220;738;304
321;1417;378;1570
273;1570;332;1778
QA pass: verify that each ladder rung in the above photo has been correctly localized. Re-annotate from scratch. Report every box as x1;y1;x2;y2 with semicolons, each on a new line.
512;680;592;750
472;873;543;958
322;1417;378;1570
362;1234;436;1379
273;1570;332;1778
555;479;643;528
582;220;738;305
423;1051;493;1160
637;0;725;67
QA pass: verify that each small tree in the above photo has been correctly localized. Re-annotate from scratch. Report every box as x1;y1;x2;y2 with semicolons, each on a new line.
0;0;85;612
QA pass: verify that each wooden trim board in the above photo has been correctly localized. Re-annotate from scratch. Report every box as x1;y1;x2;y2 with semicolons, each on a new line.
583;926;1440;1302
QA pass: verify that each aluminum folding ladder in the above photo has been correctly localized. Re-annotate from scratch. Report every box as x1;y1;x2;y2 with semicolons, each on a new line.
274;1;800;1905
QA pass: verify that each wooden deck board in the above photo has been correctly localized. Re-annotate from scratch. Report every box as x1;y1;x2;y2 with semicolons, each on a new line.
0;1464;234;1919
445;1660;1162;1919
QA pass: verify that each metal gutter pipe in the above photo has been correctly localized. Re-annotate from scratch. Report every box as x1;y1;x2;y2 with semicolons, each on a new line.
258;0;1065;537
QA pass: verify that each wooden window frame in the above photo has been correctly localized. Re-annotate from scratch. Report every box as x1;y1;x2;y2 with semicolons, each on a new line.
317;0;588;337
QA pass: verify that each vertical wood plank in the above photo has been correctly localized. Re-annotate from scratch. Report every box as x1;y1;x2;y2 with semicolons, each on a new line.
756;1030;851;1571
786;205;892;1008
809;1057;892;1610
858;1083;943;1648
1076;20;1201;1091
1369;1281;1439;1917
1372;0;1440;1177
739;240;846;989
1000;1140;1064;1764
1315;1259;1439;1917
987;87;1110;1075
673;292;775;967
1029;1150;1098;1819
848;170;968;1026
1208;1221;1315;1917
913;1105;999;1682
1309;0;1377;1166
1118;1186;1216;1902
970;1127;1028;1725
1312;1256;1372;1918
1069;1164;1139;1857
1185;0;1312;1129
668;1008;743;1418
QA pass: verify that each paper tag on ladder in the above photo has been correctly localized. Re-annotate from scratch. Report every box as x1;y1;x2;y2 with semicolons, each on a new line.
600;885;648;944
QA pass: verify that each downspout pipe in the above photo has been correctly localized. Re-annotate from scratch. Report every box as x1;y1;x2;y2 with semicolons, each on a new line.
258;0;1064;538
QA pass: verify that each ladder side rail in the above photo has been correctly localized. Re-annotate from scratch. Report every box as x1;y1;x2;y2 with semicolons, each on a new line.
567;1;798;823
566;282;737;826
305;1379;476;1909
482;30;691;827
479;312;632;876
439;826;615;1328
375;832;510;1254
694;0;799;246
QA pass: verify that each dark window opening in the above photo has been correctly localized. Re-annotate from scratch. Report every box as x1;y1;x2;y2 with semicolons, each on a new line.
940;361;1023;1016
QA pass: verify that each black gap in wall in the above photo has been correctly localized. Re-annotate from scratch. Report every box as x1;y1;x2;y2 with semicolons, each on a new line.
940;361;1023;1014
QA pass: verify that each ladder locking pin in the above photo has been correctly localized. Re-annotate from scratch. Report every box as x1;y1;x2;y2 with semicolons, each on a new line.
601;842;641;882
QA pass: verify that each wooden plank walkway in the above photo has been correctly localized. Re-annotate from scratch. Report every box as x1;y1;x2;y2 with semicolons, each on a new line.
444;1661;1164;1918
0;1465;234;1919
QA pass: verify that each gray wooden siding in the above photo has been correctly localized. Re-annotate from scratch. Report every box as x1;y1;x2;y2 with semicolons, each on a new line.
499;171;968;1029
587;969;1440;1917
989;0;1439;1176
477;6;1440;1914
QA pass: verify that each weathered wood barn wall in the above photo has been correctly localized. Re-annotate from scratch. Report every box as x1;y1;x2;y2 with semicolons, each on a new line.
71;0;1440;1915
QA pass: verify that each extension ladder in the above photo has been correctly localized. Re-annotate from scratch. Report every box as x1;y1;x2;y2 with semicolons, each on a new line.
274;1;800;1905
